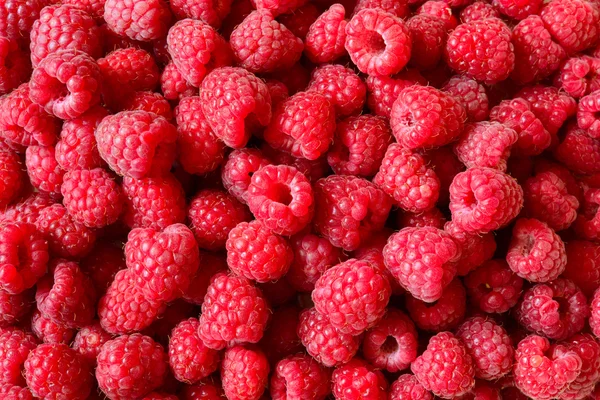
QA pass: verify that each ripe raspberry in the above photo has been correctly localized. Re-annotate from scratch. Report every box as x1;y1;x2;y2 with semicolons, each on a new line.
24;343;92;400
411;332;476;398
265;79;289;107
0;37;30;96
383;227;460;303
590;286;600;337
297;307;360;367
406;278;466;332
61;0;106;20
417;1;457;30
270;354;330;400
518;86;577;136
304;4;347;63
261;144;330;183
0;327;38;386
0;288;34;328
362;309;418;372
72;322;113;364
314;175;392;251
36;204;96;259
31;310;75;344
181;252;225;305
578;90;600;139
449;167;523;234
306;64;366;117
96;334;167;400
354;0;410;17
574;187;600;241
559;334;600;400
555;56;600;99
221;345;269;400
373;144;440;213
444;221;496;276
344;8;411;76
198;273;270;350
259;304;302;363
460;1;499;23
464;259;523;314
0;383;33;400
397;208;446;230
406;14;447;70
180;378;226;400
170;0;232;27
276;5;318;39
332;358;388;400
389;374;433;400
366;70;426;119
81;240;126;294
0;150;24;209
541;0;600;55
442;75;489;122
122;91;172;120
104;0;171;41
161;61;196;100
200;67;271;149
453;122;517;172
562;241;600;297
391;85;466;149
494;0;541;19
0;0;45;41
222;149;271;204
555;124;600;175
24;145;64;197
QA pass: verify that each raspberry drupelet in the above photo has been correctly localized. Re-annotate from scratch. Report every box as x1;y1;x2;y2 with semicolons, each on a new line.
517;85;577;135
406;278;466;332
573;186;600;241
161;61;196;101
170;0;232;27
72;322;113;364
541;0;600;55
464;259;524;314
460;1;499;22
221;345;270;400
559;333;600;400
406;14;447;71
259;304;303;363
417;1;457;30
31;309;75;344
555;124;600;175
304;3;347;64
123;91;172;120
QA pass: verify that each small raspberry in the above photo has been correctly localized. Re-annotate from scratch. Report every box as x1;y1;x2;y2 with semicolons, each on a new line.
444;221;497;276
442;75;489;122
161;61;196;100
417;1;457;30
555;123;600;175
559;334;600;400
0;327;38;386
271;354;330;400
541;0;600;55
555;55;600;99
123;91;172;120
104;0;172;41
464;259;523;314
0;288;34;328
460;1;499;23
304;3;347;64
36;204;96;259
72;322;113;364
332;358;388;400
81;241;126;294
0;37;31;96
259;304;303;363
170;0;232;27
406;278;466;332
222;149;271;204
563;240;600;297
406;14;447;70
221;345;269;400
366;69;426;118
0;150;25;209
389;374;433;400
25;145;64;197
31;310;75;344
453;122;517;171
261;144;330;183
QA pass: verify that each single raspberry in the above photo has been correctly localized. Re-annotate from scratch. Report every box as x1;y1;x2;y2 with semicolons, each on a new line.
0;288;34;328
396;209;445;230
81;241;126;294
24;145;64;197
562;241;600;298
261;144;330;183
464;259;523;314
541;0;600;55
31;310;75;344
200;67;271;149
494;0;541;19
442;75;489;122
270;354;330;400
314;175;392;251
555;123;600;175
332;358;388;400
221;149;271;204
517;85;577;135
104;0;171;41
170;0;232;27
354;0;409;18
366;70;426;119
161;61;196;100
412;332;476;398
180;378;226;400
389;374;433;400
558;334;600;399
444;221;496;276
221;345;269;400
0;0;45;41
72;322;113;364
557;56;600;99
0;37;31;96
417;1;457;30
0;150;24;209
453;122;517;172
306;64;365;117
406;278;466;332
459;1;499;22
383;227;460;303
373;144;440;213
344;8;411;76
36;204;96;259
24;343;92;400
96;334;168;400
276;3;319;39
0;327;38;386
0;83;60;147
304;3;347;63
259;304;302;363
122;91;172;120
405;14;447;71
390;85;466;149
578;90;600;140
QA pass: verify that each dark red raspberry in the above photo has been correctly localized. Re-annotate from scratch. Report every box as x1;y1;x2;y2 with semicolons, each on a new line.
161;61;196;100
170;0;232;27
579;90;600;139
453;122;517;171
72;322;113;364
390;85;466;149
297;307;360;367
36;204;96;259
344;8;411;76
0;288;34;328
460;1;499;22
276;6;319;39
31;310;75;344
122;91;172;120
442;75;489;122
558;334;600;399
270;354;330;400
541;0;600;55
555;123;600;175
406;14;447;70
555;56;600;99
417;1;457;30
0;0;45;41
25;145;64;197
183;251;227;305
517;85;577;136
0;327;38;386
307;65;365;118
332;358;388;400
314;175;392;251
562;241;600;297
449;167;523;234
362;309;418;372
406;278;466;332
373;144;440;213
24;343;92;400
81;240;126;294
261;144;330;183
366;70;426;118
142;393;179;400
383;226;460;302
444;221;496;276
0;37;31;95
259;304;303;363
389;374;433;400
96;334;167;399
222;149;271;204
513;335;582;399
221;345;269;400
0;150;24;209
180;378;226;400
304;3;347;64
412;332;476;398
464;259;523;314
104;0;172;41
494;0;541;19
252;0;307;15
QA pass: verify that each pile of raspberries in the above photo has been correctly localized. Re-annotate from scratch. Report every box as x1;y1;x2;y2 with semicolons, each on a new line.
5;0;600;399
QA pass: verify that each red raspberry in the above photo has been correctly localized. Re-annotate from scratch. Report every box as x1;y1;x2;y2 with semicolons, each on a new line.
261;144;330;183
221;345;269;400
417;1;457;30
259;304;302;363
406;278;466;332
276;3;319;39
555;124;600;175
460;1;499;22
389;374;433;400
122;91;172;120
405;14;447;71
24;145;64;197
514;335;582;399
541;0;600;55
0;288;34;328
270;354;330;400
170;0;232;27
366;69;426;118
353;0;410;18
362;309;418;372
161;61;196;100
444;221;496;276
0;150;24;209
0;327;38;386
198;273;270;350
449;167;523;234
493;0;541;19
304;3;347;63
24;343;92;400
464;259;523;314
222;149;271;204
104;0;171;41
0;0;45;41
453;122;517;172
81;240;126;293
442;75;489;122
72;322;113;364
574;187;600;241
0;83;60;147
383;227;460;302
96;334;167;400
298;307;360;367
332;358;388;400
306;64;365;117
559;334;600;399
517;85;577;135
0;37;30;96
397;208;446;230
555;56;600;99
180;378;226;400
344;8;411;76
56;106;108;171
200;67;271;149
0;222;49;294
62;0;106;20
31;310;75;344
252;0;307;15
314;175;392;251
373;144;440;213
412;332;476;398
578;90;600;139
563;241;600;297
456;317;514;380
391;85;466;149
36;204;96;259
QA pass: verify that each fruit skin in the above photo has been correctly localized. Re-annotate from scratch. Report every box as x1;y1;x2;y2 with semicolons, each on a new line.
25;145;64;197
270;354;331;400
221;345;270;400
331;358;388;400
0;289;35;328
540;0;600;55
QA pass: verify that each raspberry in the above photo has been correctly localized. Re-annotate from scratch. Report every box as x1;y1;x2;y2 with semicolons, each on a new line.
514;335;582;400
270;354;330;400
406;14;447;71
460;1;499;23
123;91;173;120
222;149;271;204
590;287;600;337
0;0;45;41
31;310;75;344
0;37;31;95
0;327;37;386
444;221;496;276
246;165;314;236
62;0;106;20
390;85;466;149
306;64;365;117
518;86;577;136
442;75;489;122
559;334;600;400
541;0;600;55
331;358;388;400
449;167;523;234
161;61;196;100
406;278;466;332
574;187;600;241
0;83;60;147
170;0;232;27
261;144;330;183
411;332;476;398
72;322;113;364
143;393;179;400
81;241;126;293
38;205;96;260
304;3;347;63
104;0;171;41
180;378;225;400
24;343;92;400
221;345;269;400
0;150;24;209
453;122;517;172
181;252;225;304
562;241;600;297
0;222;49;294
464;259;523;314
389;374;433;400
555;124;600;175
555;56;600;99
198;273;270;350
314;175;392;251
373;144;440;213
383;227;460;302
494;0;541;19
36;260;96;328
200;67;271;149
25;145;64;197
578;90;600;139
96;111;177;179
344;8;411;76
0;289;34;328
417;1;457;30
259;304;303;363
506;218;567;283
56;106;108;171
362;309;418;372
0;383;33;400
96;334;168;400
297;307;360;367
366;70;426;119
353;0;410;18
265;79;289;107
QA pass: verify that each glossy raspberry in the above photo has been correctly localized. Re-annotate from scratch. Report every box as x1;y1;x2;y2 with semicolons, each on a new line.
221;345;269;400
31;311;75;345
72;322;113;364
96;334;167;400
304;4;347;64
24;145;64;197
453;122;517;172
578;90;600;139
366;71;426;119
406;14;447;70
412;332;476;399
170;0;232;27
555;56;600;99
406;278;466;332
574;187;600;241
180;252;225;305
558;334;600;399
562;241;600;298
0;0;45;41
24;343;92;400
200;67;271;149
0;289;34;328
345;8;411;76
104;0;171;41
555;124;600;175
541;0;600;55
332;358;388;400
460;1;499;22
270;353;330;400
397;208;446;230
417;1;457;29
464;260;523;314
442;75;489;122
314;175;392;251
297;307;360;367
81;240;126;293
306;64;365;117
0;37;31;95
444;221;496;276
0;327;37;386
590;286;600;336
389;374;433;400
390;85;466;149
0;150;24;209
161;61;196;100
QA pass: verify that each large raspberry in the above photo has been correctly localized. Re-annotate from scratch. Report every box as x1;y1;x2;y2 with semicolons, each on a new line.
0;0;45;41
25;145;64;197
104;0;172;41
306;64;366;118
304;3;347;64
332;358;388;400
406;278;466;332
559;334;600;400
541;0;600;55
517;85;577;135
221;345;269;400
270;354;330;400
464;259;523;314
406;14;447;70
0;327;38;386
